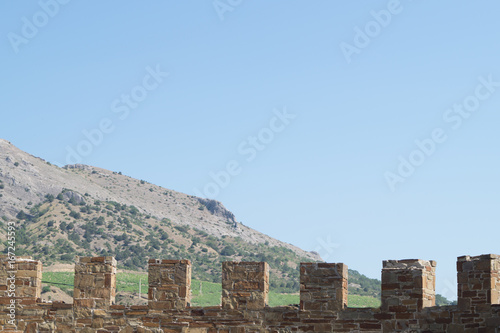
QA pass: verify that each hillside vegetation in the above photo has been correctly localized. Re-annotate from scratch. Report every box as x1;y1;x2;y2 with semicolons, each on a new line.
0;138;319;262
6;192;313;290
3;192;385;298
0;139;452;306
3;190;453;306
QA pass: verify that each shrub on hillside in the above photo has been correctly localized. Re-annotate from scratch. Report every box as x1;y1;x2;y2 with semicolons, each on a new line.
69;211;81;219
60;254;73;261
221;245;236;256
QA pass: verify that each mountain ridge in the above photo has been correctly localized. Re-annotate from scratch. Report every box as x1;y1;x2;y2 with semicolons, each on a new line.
0;138;320;261
0;138;453;305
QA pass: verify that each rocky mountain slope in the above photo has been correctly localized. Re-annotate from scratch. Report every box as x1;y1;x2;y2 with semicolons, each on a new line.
0;139;320;262
0;139;454;304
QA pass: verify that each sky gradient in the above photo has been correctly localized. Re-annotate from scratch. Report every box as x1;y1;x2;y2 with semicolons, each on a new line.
2;1;500;301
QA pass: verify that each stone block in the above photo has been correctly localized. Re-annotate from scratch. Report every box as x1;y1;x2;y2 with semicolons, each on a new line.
222;262;269;310
300;262;347;312
457;254;500;311
148;259;191;311
381;259;435;312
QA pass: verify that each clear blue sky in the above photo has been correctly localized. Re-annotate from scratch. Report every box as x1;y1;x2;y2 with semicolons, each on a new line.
2;1;500;300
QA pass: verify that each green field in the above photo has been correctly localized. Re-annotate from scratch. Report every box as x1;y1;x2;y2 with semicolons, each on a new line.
347;295;381;308
42;272;380;308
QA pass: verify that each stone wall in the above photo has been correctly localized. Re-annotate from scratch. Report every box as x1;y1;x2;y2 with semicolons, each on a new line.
0;254;499;332
300;263;347;313
148;259;191;311
73;256;117;330
222;261;269;311
0;256;42;303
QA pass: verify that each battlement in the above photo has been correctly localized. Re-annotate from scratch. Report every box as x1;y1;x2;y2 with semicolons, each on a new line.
0;255;41;304
222;261;269;310
0;254;499;332
457;254;500;312
148;258;191;311
381;259;436;312
300;262;348;312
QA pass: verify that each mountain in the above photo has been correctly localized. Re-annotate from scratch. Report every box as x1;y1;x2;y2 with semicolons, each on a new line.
0;139;319;259
0;138;321;288
0;139;454;305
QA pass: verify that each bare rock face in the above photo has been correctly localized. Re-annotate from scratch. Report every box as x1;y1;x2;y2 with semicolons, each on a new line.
197;198;235;223
62;190;86;205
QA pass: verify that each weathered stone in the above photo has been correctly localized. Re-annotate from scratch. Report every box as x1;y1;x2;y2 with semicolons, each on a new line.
148;260;191;311
1;255;500;332
381;259;436;314
222;262;269;310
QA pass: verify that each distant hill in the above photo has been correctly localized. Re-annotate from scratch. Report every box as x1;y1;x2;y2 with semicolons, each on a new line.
0;139;452;304
0;138;318;260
